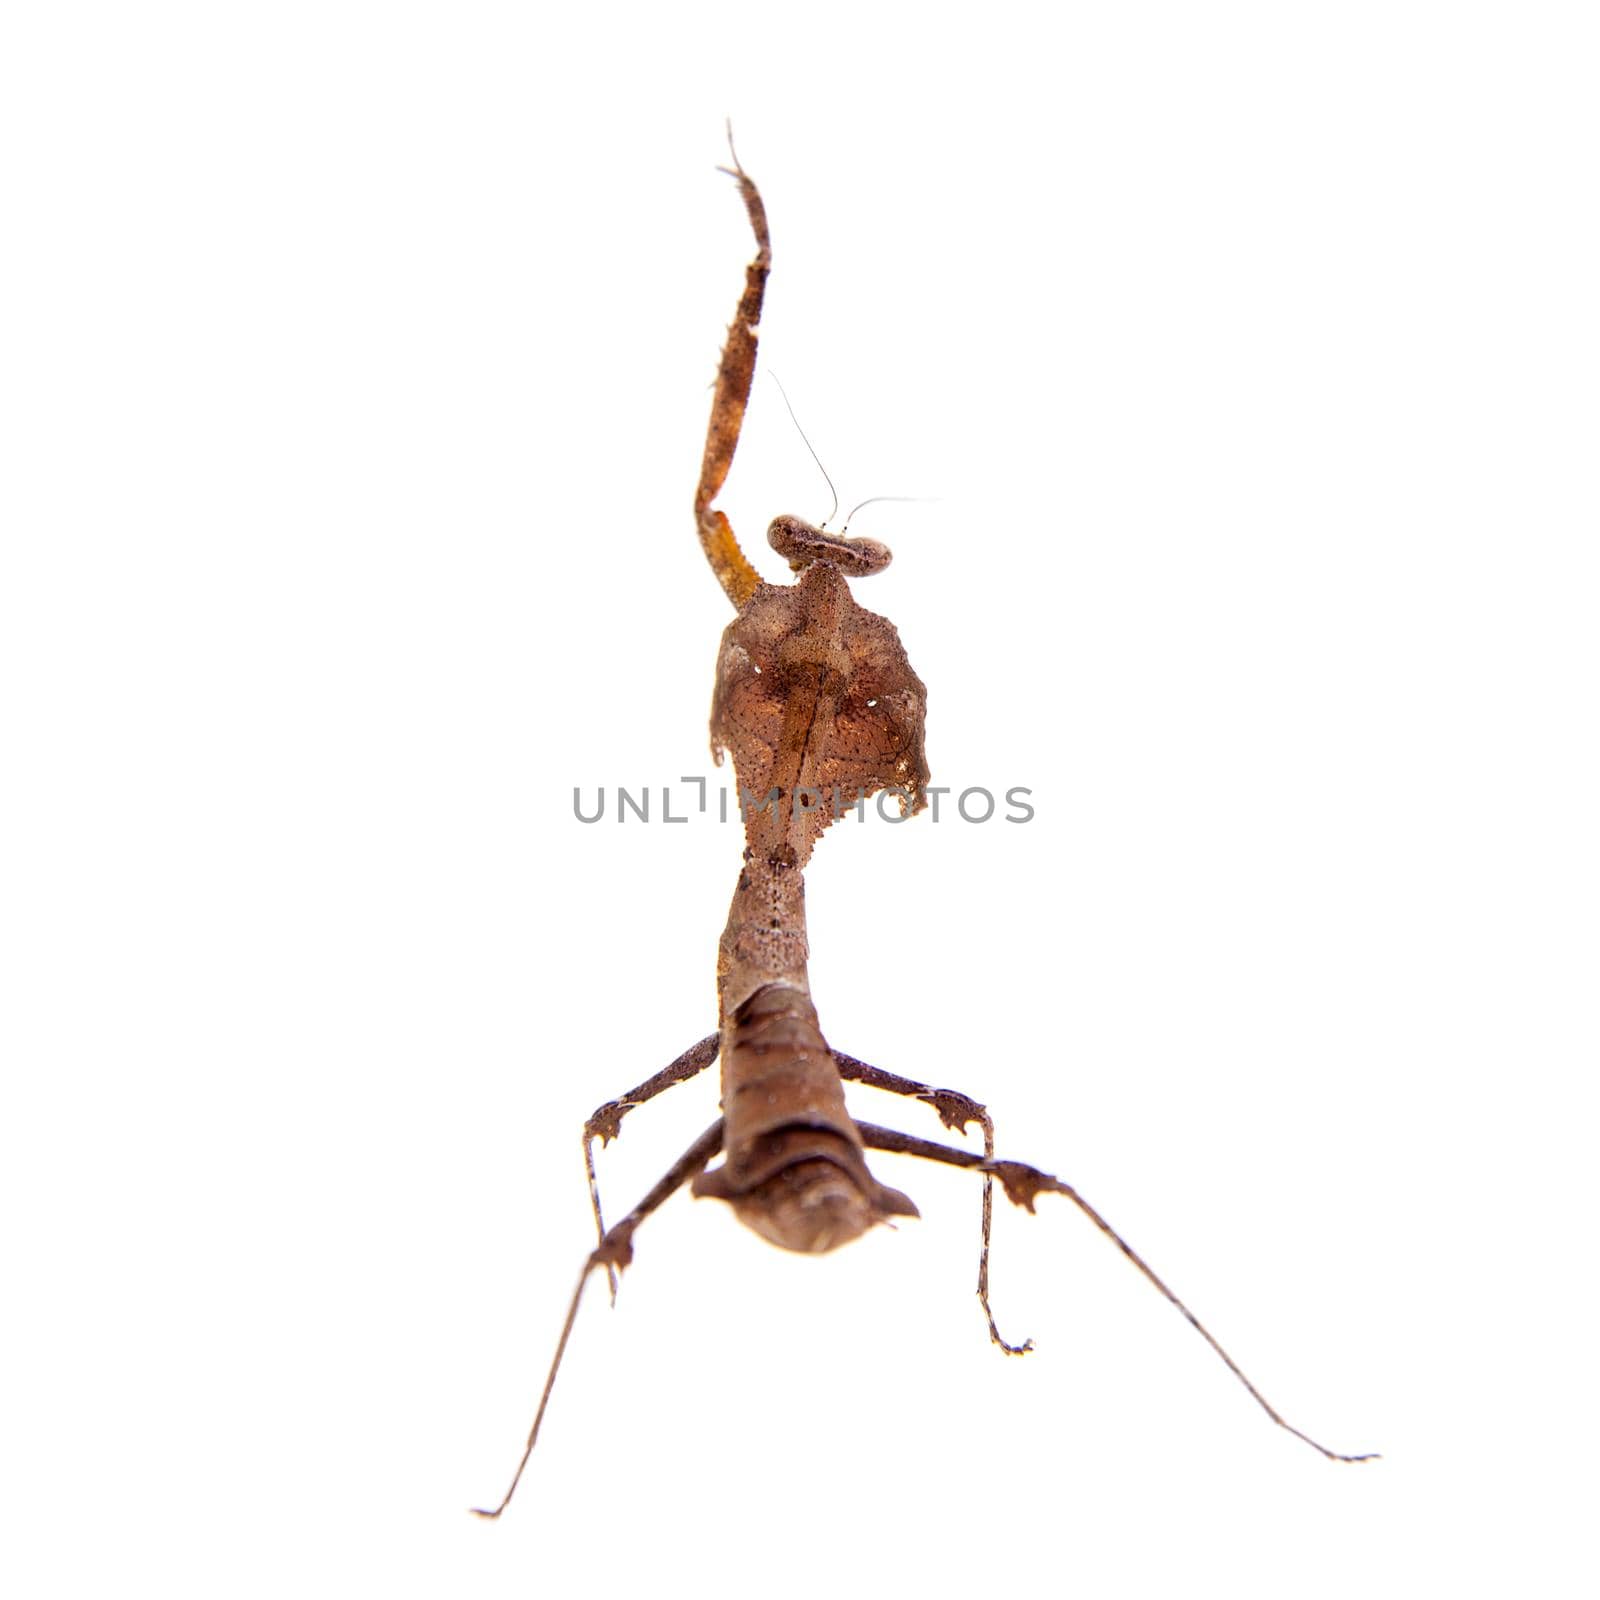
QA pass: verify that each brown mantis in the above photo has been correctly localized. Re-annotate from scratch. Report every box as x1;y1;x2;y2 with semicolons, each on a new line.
474;141;1375;1518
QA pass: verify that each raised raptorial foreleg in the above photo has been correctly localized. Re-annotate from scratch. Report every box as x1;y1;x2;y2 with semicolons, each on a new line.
694;135;769;609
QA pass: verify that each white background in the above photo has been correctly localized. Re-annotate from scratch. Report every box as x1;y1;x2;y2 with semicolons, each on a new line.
4;4;1597;1596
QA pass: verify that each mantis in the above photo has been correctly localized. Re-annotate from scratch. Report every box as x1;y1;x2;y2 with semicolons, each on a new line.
474;141;1374;1518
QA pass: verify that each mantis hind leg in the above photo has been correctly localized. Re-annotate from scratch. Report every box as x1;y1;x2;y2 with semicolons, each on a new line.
832;1050;1032;1354
584;1033;720;1300
852;1120;1378;1465
474;1119;726;1520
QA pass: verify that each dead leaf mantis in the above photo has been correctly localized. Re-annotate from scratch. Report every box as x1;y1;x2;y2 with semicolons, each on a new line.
474;140;1375;1518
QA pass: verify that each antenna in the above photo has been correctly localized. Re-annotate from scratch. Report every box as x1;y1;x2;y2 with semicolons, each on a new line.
767;371;840;528
841;495;931;531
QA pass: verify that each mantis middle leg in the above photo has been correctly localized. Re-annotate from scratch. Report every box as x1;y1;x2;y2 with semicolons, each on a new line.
833;1049;1032;1354
583;1032;720;1299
